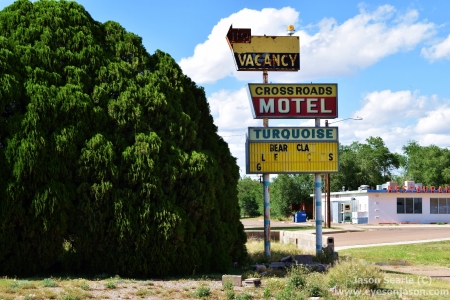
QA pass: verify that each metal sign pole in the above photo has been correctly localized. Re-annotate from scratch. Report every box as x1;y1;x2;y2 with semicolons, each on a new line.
263;70;271;257
315;117;322;254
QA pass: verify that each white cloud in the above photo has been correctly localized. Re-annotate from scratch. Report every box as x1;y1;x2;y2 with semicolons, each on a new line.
296;5;435;80
353;90;429;126
179;7;299;84
415;107;450;134
179;5;435;84
344;90;450;154
421;34;450;61
208;87;260;131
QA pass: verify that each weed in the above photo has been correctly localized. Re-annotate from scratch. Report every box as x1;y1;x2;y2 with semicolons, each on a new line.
42;289;58;299
59;295;77;300
275;285;306;300
246;240;304;264
327;258;383;290
105;281;116;289
8;280;36;292
42;278;58;287
194;284;211;298
304;272;329;298
79;280;89;291
286;265;309;288
59;287;92;300
136;288;153;297
223;279;234;291
263;286;271;300
225;289;235;299
235;292;253;300
24;294;36;300
242;270;261;280
314;247;335;264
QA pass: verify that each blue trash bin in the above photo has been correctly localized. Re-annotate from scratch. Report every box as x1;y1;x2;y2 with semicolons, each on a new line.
295;211;307;222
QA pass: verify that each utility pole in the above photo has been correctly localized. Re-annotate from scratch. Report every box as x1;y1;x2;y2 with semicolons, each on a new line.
314;117;322;255
262;70;270;257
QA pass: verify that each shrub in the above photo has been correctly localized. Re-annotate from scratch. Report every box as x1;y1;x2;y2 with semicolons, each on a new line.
235;292;253;300
42;278;58;287
313;247;335;265
194;284;211;298
304;272;330;298
223;279;235;300
286;265;309;288
226;289;235;299
105;281;116;289
327;258;384;290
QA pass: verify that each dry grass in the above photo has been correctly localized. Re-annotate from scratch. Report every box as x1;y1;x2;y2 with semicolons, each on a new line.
1;241;450;299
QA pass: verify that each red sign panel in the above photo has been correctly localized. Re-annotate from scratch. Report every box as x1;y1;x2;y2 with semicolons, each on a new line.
247;84;338;119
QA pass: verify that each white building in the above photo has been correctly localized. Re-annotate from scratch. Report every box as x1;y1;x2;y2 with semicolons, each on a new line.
317;181;450;224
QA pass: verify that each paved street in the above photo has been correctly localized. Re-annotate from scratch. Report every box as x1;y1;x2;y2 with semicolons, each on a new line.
241;219;450;249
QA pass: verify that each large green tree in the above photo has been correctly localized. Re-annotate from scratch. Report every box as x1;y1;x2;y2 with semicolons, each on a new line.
330;137;400;191
0;0;246;276
237;176;262;217
401;140;450;187
270;174;313;218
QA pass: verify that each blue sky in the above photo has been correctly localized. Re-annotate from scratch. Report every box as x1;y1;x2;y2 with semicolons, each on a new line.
2;0;450;177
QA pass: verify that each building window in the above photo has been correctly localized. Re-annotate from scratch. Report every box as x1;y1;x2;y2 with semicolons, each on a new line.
397;198;422;214
397;198;405;214
414;198;422;214
430;198;438;214
430;198;450;214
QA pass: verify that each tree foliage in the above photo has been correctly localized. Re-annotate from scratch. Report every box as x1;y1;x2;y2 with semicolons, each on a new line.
237;176;262;217
270;174;313;218
0;0;246;277
401;140;450;187
330;137;400;191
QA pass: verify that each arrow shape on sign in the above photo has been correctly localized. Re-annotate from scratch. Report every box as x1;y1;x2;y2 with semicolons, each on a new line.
226;25;251;49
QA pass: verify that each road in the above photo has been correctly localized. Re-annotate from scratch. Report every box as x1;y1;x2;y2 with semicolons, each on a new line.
241;219;450;249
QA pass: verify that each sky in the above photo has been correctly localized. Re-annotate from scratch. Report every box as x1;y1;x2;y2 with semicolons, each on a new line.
2;0;450;179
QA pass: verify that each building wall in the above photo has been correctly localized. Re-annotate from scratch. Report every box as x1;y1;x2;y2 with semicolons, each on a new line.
322;191;450;224
368;192;450;224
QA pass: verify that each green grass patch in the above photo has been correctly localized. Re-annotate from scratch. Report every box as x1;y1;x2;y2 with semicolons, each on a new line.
340;240;450;267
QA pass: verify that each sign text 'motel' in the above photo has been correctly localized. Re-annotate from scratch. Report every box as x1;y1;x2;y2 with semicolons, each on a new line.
247;83;338;119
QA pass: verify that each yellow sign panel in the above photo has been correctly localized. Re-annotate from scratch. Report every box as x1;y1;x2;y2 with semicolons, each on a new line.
246;141;339;174
231;36;299;71
248;84;337;97
232;36;299;53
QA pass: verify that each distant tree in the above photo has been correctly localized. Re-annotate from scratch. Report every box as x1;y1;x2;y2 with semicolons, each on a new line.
237;176;262;217
0;0;246;276
330;137;400;191
271;174;313;218
330;143;361;191
402;140;450;187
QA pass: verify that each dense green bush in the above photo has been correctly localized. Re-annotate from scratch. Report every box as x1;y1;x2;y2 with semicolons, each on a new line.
0;0;246;276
